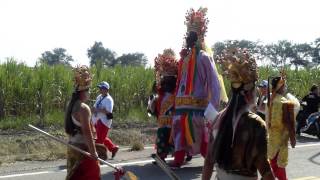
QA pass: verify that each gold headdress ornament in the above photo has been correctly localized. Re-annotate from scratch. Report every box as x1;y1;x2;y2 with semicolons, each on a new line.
185;7;209;42
267;68;288;127
273;68;287;92
154;49;178;88
216;48;258;90
73;65;92;91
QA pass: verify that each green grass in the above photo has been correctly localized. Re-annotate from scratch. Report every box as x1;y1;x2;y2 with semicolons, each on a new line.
0;116;37;130
130;141;145;151
0;111;65;130
0;132;67;163
221;66;320;99
44;110;65;127
0;109;154;130
258;67;320;99
0;127;155;164
0;60;154;127
2;60;320;164
0;59;320;131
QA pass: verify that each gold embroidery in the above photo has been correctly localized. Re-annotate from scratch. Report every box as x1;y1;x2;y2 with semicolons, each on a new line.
158;116;172;127
159;95;175;115
175;97;208;108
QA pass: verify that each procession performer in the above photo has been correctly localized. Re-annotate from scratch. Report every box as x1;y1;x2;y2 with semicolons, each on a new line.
65;65;101;180
266;71;300;180
202;48;275;180
171;7;221;168
147;49;178;162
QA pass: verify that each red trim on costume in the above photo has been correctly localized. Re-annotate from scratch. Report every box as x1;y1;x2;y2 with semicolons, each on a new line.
270;152;287;180
185;48;196;94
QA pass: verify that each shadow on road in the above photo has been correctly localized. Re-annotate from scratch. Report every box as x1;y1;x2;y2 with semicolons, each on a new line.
297;135;320;143
58;165;66;170
101;163;203;180
308;152;320;165
174;166;202;179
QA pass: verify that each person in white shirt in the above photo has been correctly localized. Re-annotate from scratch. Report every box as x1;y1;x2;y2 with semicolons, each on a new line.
92;81;119;159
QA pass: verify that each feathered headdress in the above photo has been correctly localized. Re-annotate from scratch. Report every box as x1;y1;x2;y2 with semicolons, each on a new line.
73;65;92;91
274;68;287;91
185;7;209;42
154;49;178;88
216;48;258;90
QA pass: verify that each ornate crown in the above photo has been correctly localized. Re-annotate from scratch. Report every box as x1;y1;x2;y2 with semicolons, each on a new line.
73;65;92;91
185;7;209;42
216;48;258;90
279;68;286;81
154;49;178;87
273;68;287;91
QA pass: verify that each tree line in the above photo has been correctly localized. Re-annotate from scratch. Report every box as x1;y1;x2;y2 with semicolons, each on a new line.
39;38;320;70
213;38;320;70
39;41;148;67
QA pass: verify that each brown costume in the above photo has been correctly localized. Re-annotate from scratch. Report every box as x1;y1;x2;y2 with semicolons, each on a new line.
207;112;271;178
202;48;274;180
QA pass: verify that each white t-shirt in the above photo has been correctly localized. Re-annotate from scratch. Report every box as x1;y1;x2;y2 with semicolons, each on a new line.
92;94;114;128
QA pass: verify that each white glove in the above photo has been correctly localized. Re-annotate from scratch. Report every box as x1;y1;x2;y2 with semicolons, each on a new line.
204;103;218;123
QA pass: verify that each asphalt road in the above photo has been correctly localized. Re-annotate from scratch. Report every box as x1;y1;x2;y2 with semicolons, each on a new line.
0;134;319;180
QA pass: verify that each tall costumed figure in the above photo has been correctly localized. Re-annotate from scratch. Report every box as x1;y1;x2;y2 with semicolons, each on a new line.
148;49;178;162
170;7;221;168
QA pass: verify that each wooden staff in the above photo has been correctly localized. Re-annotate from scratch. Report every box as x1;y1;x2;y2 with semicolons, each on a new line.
28;124;138;180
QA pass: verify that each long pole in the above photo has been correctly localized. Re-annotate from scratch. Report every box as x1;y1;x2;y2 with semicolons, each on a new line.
28;124;118;169
151;154;180;180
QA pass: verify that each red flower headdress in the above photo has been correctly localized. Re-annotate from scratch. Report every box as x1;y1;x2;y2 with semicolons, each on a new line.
154;49;178;88
185;7;209;42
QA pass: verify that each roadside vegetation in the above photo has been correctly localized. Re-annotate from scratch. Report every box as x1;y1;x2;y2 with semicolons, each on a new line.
0;60;154;129
0;60;155;165
1;57;320;165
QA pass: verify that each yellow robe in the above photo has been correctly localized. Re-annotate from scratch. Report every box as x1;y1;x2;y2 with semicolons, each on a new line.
266;94;289;168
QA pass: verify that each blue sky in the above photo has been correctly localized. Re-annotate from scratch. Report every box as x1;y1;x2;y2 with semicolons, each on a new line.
0;0;319;66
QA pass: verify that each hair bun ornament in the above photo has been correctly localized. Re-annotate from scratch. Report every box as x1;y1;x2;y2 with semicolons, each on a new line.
154;49;178;88
216;48;258;90
73;65;92;91
279;67;287;81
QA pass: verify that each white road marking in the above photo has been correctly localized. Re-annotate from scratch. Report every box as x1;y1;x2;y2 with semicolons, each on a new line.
101;157;174;168
0;171;54;179
293;176;320;180
292;143;320;149
0;156;173;179
1;143;319;179
119;146;154;151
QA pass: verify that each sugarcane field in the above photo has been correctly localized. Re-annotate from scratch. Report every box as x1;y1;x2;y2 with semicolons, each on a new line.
0;0;320;180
